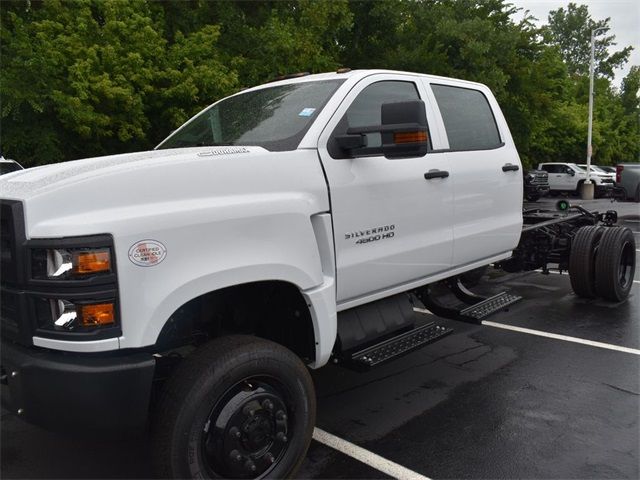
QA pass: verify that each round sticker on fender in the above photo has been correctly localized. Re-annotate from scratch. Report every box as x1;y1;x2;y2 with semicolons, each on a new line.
128;240;167;267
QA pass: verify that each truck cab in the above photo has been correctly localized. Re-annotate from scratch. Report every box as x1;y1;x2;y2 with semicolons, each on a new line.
0;70;532;479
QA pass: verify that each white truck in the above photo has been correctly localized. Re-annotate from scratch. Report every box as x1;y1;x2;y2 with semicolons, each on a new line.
1;70;636;479
537;162;614;197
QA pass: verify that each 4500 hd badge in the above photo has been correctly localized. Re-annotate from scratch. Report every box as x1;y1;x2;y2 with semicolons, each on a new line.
345;224;395;245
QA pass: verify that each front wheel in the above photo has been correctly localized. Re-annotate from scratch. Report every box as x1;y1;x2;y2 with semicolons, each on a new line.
152;335;316;479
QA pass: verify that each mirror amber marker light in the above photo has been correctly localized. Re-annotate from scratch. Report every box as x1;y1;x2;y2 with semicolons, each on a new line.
394;131;428;144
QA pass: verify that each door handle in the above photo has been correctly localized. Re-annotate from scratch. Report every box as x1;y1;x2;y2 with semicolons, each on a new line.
502;164;519;172
424;170;449;180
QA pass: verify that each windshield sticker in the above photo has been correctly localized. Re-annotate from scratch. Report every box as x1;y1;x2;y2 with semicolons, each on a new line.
128;240;167;267
298;108;316;117
197;147;250;157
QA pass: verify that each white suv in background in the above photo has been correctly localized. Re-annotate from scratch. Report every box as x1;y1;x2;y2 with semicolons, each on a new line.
578;164;616;184
537;162;612;196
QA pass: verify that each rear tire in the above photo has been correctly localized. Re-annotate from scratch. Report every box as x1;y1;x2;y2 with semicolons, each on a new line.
569;226;604;298
152;335;316;479
594;227;636;302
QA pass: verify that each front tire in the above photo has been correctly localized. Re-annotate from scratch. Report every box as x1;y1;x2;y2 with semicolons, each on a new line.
152;335;316;479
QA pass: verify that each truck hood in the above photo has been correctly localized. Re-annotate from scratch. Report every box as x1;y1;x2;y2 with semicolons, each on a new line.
0;147;260;201
0;146;329;239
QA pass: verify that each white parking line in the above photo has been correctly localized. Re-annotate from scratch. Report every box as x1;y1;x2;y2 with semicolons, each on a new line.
415;308;640;355
482;321;640;355
536;269;640;284
313;427;431;480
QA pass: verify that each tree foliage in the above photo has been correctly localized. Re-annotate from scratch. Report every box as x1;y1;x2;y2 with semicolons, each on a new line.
544;2;633;78
0;0;637;168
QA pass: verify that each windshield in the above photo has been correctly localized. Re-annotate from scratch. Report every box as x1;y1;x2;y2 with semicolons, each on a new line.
157;80;344;152
0;161;22;175
579;164;606;173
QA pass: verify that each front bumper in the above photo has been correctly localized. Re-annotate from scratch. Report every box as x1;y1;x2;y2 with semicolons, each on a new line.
1;340;155;432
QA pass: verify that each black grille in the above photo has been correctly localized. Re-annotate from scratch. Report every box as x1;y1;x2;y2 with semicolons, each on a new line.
530;171;548;185
0;289;19;340
1;200;25;343
1;200;24;286
1;204;14;279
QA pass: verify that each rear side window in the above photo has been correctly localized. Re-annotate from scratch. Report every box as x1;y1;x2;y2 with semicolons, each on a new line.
431;84;501;151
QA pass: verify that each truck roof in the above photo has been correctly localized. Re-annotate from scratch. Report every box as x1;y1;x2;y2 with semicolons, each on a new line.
244;69;488;92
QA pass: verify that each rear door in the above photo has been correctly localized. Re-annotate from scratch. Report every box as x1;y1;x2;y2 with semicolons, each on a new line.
317;74;454;306
424;81;523;267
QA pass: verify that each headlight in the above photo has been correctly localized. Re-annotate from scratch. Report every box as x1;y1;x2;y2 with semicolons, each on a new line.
25;234;120;340
31;247;112;279
52;300;116;330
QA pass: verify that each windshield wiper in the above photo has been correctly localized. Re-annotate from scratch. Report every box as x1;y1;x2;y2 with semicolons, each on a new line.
196;142;231;147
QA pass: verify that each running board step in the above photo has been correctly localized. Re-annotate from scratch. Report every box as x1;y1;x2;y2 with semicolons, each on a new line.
459;292;522;320
349;322;453;370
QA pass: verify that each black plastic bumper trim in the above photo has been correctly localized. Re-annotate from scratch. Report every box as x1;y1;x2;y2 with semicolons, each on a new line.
1;341;155;432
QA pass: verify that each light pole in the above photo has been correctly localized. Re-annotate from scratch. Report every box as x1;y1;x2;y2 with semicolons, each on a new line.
582;26;608;200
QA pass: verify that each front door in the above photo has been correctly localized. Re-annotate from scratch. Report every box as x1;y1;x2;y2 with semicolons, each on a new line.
317;75;454;306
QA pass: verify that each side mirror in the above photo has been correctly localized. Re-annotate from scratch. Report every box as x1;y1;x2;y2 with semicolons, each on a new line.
568;169;576;176
336;100;429;158
381;100;429;159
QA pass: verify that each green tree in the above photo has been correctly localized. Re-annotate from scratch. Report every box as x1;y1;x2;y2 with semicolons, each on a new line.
1;0;168;165
544;2;633;78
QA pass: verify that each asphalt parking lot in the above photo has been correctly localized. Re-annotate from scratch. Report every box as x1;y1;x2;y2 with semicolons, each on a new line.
2;197;639;479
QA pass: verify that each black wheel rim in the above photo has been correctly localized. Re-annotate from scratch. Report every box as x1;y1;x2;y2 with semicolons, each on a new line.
200;377;292;479
618;240;635;290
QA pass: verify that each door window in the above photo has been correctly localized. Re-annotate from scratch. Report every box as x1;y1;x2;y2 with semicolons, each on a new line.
329;81;421;158
431;84;502;151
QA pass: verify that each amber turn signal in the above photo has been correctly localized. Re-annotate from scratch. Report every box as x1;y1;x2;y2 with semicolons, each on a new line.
73;250;111;274
78;303;115;326
394;131;428;144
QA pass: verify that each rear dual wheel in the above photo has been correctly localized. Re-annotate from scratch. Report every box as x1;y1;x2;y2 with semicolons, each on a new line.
153;335;315;479
569;226;604;298
569;226;636;301
594;227;636;301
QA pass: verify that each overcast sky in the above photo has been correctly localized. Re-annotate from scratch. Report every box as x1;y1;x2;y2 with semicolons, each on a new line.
508;0;640;88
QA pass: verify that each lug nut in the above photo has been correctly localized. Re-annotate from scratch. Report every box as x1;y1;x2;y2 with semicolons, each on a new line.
230;449;242;462
244;459;257;472
229;426;241;438
265;452;275;464
11;371;18;378
276;411;287;422
276;432;287;443
17;408;24;415
262;399;274;411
